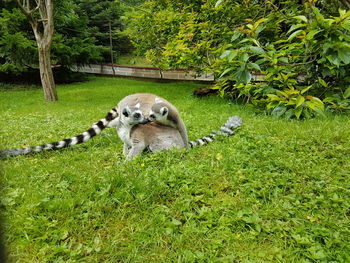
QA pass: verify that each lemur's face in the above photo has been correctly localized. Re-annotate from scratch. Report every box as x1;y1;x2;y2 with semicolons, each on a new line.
121;104;148;126
148;106;168;123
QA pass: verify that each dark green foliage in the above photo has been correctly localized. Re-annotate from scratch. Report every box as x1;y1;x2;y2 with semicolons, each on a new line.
0;0;133;75
0;0;102;74
0;8;37;73
53;0;103;66
215;5;350;118
0;67;87;85
74;0;133;62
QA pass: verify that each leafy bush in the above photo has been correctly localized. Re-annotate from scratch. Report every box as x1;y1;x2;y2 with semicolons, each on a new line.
126;0;350;118
215;5;350;118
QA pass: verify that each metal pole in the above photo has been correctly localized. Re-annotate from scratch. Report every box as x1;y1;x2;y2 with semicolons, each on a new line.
109;20;115;75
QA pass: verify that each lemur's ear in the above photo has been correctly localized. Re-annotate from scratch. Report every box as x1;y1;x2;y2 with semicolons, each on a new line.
155;98;164;103
122;106;130;117
135;103;140;109
160;107;168;116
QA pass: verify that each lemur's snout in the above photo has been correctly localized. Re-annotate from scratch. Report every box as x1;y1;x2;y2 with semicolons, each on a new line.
134;112;141;119
139;119;150;124
149;114;156;119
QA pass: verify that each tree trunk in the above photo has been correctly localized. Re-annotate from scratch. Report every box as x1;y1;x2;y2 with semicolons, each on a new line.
38;45;57;101
16;0;58;102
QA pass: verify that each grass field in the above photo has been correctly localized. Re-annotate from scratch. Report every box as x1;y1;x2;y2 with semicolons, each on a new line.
1;76;349;262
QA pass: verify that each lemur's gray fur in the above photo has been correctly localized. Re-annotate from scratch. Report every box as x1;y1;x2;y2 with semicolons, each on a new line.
124;115;242;161
148;99;188;147
114;103;149;156
109;93;188;149
125;122;185;161
0;107;119;158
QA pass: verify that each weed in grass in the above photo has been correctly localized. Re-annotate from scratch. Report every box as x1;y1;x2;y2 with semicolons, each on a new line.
1;76;349;262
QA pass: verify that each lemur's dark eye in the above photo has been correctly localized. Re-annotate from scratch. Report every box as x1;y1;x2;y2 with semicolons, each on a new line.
161;107;168;116
134;113;141;119
122;109;129;117
150;114;155;119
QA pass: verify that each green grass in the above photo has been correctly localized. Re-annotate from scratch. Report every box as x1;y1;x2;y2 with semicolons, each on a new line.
1;76;349;262
116;55;153;67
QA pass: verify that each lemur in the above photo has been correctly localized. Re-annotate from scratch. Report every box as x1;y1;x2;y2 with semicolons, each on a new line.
108;93;174;128
125;122;185;161
114;103;149;156
148;98;188;147
0;107;119;158
124;110;242;160
109;93;189;147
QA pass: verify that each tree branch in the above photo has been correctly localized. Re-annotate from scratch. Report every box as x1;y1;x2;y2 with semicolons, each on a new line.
30;0;41;13
16;0;41;41
17;0;40;16
16;0;32;17
339;0;350;9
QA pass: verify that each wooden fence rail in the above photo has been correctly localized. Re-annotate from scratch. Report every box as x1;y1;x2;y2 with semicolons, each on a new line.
71;64;266;82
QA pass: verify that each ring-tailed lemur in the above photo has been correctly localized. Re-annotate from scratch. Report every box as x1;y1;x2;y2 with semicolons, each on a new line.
148;98;188;147
109;93;188;148
124;114;242;160
0;107;119;158
108;93;188;153
108;93;173;128
114;103;149;156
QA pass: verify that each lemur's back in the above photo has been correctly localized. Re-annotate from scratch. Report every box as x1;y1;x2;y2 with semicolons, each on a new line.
130;122;185;153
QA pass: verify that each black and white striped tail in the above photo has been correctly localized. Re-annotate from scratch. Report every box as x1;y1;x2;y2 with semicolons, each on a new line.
188;116;242;148
0;108;118;158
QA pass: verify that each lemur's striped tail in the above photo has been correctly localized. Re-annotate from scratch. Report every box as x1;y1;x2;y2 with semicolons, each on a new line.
0;108;118;158
188;116;242;148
